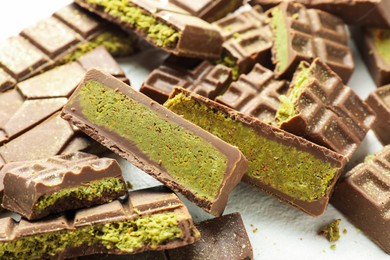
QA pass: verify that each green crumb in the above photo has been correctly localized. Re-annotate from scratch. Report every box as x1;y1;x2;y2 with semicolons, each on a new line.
217;55;240;80
343;229;347;235
364;154;375;163
85;0;180;48
319;219;341;242
34;177;126;213
0;212;182;259
165;93;338;202
371;29;390;65
126;181;133;190
252;228;258;233
330;244;336;250
77;80;227;201
270;7;289;73
276;62;311;123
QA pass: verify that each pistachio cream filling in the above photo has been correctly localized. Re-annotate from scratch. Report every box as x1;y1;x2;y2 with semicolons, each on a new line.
270;7;289;74
371;28;390;65
217;55;240;80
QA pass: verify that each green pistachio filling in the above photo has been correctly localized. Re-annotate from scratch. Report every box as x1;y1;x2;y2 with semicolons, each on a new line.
217;55;240;80
0;212;182;259
270;7;289;73
33;177;127;213
85;0;180;48
77;80;227;201
371;28;390;65
165;93;337;202
319;219;341;242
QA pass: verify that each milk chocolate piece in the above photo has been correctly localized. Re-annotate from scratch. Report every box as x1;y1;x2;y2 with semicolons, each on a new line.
268;2;354;83
332;146;390;254
167;213;253;260
140;57;233;104
165;88;347;216
2;152;127;220
75;0;223;59
0;187;200;259
216;63;288;125
276;59;375;159
366;85;390;145
62;69;248;216
0;4;134;92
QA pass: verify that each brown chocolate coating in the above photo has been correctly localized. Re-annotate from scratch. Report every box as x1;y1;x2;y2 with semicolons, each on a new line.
332;145;390;254
366;85;390;145
167;213;253;260
0;186;200;259
62;69;248;216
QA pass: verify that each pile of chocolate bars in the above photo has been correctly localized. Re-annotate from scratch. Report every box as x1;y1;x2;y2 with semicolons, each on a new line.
0;0;389;258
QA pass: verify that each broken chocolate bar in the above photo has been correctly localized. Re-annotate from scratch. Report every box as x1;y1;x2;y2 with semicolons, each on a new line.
2;152;127;220
276;59;375;159
140;57;233;104
216;63;288;125
62;69;248;216
366;85;390;145
268;2;354;83
74;0;223;59
332;146;390;254
167;213;253;260
165;88;347;216
0;3;133;92
0;186;200;259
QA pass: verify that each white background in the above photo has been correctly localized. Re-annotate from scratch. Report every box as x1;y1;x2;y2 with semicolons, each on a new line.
0;1;387;259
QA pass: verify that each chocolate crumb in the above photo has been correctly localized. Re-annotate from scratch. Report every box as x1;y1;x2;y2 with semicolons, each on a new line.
318;219;341;242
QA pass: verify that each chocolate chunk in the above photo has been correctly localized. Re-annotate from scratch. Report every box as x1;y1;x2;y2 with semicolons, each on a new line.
268;2;354;83
167;213;253;260
62;69;248;216
165;88;347;216
75;0;223;59
276;59;375;159
141;57;233;104
366;85;390;145
216;63;288;125
1;152;127;220
0;186;200;259
332;146;390;254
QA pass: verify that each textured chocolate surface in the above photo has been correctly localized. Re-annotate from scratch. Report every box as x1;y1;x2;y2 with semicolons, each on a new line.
332;146;390;254
366;85;390;145
2;152;126;220
0;3;133;92
140;57;233;104
268;2;354;83
62;69;248;216
166;88;347;216
216;63;288;125
167;213;253;260
213;5;273;76
75;0;223;59
278;59;375;159
0;186;200;258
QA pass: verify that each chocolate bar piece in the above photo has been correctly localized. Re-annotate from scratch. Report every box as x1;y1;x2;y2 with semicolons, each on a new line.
62;69;248;216
167;213;253;260
75;0;223;59
1;152;127;220
276;59;376;159
216;63;288;125
0;4;133;92
0;186;200;259
332;146;390;254
140;57;233;104
366;85;390;145
165;88;347;216
355;28;390;87
268;2;354;83
213;5;273;79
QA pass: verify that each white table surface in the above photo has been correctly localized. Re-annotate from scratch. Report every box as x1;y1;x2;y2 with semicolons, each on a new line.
0;1;388;259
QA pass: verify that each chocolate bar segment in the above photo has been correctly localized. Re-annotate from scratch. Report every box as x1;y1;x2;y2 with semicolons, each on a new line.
276;59;375;159
167;213;253;260
332;146;390;254
268;2;354;83
366;85;390;145
75;0;223;59
141;57;233;104
165;88;347;216
216;63;288;125
62;69;248;216
0;186;200;259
